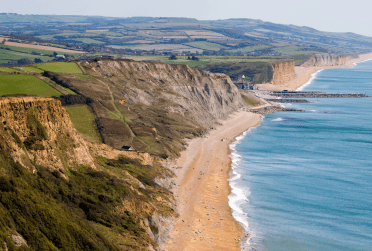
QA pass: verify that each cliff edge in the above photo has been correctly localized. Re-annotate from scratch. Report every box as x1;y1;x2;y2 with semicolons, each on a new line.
301;54;350;67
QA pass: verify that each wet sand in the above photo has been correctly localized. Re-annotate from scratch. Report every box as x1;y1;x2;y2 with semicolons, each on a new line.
161;111;261;251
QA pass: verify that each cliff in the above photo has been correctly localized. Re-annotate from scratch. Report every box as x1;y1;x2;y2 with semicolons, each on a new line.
301;54;350;67
269;59;296;85
44;59;245;157
0;97;95;172
0;96;177;250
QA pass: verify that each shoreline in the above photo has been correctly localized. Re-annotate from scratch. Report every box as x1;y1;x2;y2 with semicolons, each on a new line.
161;111;261;251
160;52;372;251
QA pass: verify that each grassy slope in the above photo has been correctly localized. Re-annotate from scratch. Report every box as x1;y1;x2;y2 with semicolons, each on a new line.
0;74;62;97
65;105;102;143
0;151;172;250
35;62;83;74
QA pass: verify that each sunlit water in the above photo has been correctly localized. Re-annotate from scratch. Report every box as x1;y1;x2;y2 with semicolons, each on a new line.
228;60;372;251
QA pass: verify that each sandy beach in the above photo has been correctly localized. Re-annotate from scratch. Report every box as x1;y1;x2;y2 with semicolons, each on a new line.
161;111;261;251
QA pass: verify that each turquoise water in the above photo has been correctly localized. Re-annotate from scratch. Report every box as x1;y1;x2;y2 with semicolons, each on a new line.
229;60;372;251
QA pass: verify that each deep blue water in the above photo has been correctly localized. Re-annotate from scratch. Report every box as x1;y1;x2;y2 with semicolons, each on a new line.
229;60;372;251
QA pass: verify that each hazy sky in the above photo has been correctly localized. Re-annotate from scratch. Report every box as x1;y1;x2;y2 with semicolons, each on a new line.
3;0;372;37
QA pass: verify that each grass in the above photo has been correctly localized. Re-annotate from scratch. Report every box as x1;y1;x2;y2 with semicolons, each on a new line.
0;67;17;72
71;38;106;44
228;45;273;53
12;66;44;73
0;74;62;97
0;48;52;62
273;46;326;55
35;62;83;73
64;105;102;143
0;43;79;57
185;41;228;51
245;97;258;105
126;55;283;68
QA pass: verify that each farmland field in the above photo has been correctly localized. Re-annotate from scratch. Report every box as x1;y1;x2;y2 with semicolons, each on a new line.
228;45;273;53
65;105;102;143
71;38;105;44
185;41;228;51
110;44;202;53
273;46;326;55
0;44;81;57
0;49;52;63
1;39;84;54
123;55;282;68
0;74;62;97
35;62;83;73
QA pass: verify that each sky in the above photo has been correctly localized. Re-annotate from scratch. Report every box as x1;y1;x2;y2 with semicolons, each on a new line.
2;0;372;37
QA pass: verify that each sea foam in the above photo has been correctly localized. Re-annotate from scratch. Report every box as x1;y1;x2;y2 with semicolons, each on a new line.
296;69;323;91
228;124;261;250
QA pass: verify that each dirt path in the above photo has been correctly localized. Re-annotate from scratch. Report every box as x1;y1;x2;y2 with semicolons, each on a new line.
161;110;261;251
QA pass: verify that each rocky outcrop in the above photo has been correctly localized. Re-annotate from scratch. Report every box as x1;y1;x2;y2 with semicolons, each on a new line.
270;59;296;85
0;97;95;172
301;54;350;67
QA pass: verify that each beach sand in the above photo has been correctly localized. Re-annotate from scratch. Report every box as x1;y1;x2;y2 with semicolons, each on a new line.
161;111;261;251
161;52;372;251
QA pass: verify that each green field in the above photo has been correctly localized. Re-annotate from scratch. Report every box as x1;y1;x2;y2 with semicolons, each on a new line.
35;62;83;73
0;49;52;63
229;45;273;53
185;41;228;51
13;66;44;73
65;105;102;143
125;55;281;68
71;38;105;44
0;44;80;57
0;67;18;72
0;74;62;97
273;46;326;55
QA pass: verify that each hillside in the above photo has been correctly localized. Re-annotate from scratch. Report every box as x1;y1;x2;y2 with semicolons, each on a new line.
0;96;179;250
1;15;372;57
43;59;245;157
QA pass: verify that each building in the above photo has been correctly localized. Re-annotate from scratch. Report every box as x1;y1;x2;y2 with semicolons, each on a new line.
234;82;250;90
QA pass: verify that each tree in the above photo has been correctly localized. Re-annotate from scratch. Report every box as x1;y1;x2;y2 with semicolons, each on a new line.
191;56;199;61
34;58;43;63
17;58;33;65
169;54;178;60
53;52;58;57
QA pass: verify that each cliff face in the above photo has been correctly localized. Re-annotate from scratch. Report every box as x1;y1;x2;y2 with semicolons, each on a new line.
0;97;95;172
270;59;296;85
44;59;245;157
301;54;350;67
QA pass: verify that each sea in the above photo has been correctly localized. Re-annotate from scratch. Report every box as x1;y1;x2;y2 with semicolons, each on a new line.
228;59;372;251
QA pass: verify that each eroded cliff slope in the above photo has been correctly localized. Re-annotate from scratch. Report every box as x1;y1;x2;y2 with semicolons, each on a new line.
44;59;245;157
301;54;350;67
0;97;95;172
270;59;296;85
